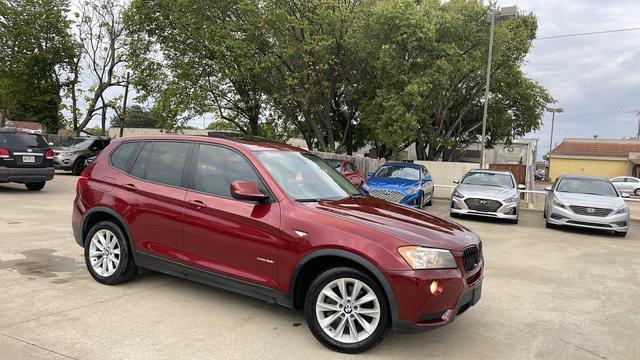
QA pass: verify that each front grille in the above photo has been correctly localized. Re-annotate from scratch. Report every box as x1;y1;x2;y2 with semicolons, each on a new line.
569;205;612;217
370;190;404;203
464;198;502;212
462;245;480;272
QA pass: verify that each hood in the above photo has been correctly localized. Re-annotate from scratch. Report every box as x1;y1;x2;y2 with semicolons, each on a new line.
52;146;79;153
366;177;419;191
554;192;625;209
456;184;516;200
304;196;479;251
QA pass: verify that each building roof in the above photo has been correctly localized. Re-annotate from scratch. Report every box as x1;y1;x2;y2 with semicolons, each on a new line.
550;138;640;158
5;121;43;131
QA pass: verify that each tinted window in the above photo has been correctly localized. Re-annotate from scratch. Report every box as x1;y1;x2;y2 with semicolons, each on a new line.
57;138;95;149
346;162;357;172
144;142;190;187
110;142;142;172
130;142;152;178
194;145;261;197
0;132;48;147
374;165;420;180
611;177;624;183
557;178;617;197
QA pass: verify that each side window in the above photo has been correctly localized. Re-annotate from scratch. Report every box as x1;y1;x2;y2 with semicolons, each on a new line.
346;162;357;173
130;142;152;178
144;142;191;187
612;177;624;183
194;144;262;198
422;167;430;178
110;142;142;172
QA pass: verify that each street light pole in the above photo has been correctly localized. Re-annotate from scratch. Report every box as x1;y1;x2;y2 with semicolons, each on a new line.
479;11;495;169
546;106;564;159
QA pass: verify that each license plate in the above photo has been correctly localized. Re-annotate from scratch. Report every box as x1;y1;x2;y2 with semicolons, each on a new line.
22;156;35;163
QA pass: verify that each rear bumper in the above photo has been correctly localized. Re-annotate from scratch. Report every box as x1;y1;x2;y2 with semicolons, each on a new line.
387;264;483;333
0;167;55;183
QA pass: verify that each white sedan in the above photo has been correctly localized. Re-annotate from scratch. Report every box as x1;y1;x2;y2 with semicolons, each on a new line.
610;176;640;197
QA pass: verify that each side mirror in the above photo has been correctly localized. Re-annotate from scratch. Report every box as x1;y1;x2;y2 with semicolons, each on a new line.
621;192;630;198
367;172;373;177
453;179;459;184
544;186;552;191
518;184;526;190
48;142;54;146
230;180;269;202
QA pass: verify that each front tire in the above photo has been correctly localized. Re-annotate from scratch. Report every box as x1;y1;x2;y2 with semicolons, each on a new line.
25;182;45;191
84;221;138;285
304;267;390;354
72;157;86;175
615;231;628;237
635;188;640;197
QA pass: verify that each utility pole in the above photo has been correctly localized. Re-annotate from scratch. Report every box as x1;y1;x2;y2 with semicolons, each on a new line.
546;107;564;156
119;72;130;138
636;112;640;140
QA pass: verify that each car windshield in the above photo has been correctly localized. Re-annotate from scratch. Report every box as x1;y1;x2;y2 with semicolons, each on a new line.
56;138;94;149
374;165;420;180
323;159;342;170
256;152;361;201
462;172;514;188
557;178;618;197
0;132;48;147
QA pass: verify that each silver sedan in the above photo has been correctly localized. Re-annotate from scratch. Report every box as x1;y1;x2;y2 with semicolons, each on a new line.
544;175;630;237
450;170;524;224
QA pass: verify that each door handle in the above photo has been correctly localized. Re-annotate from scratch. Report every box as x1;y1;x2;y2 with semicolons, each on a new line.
121;183;137;192
188;200;208;209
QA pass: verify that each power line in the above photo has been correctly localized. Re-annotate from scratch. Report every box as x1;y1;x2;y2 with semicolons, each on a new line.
535;27;640;40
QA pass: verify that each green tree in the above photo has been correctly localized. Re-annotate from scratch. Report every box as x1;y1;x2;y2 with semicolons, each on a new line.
0;0;74;132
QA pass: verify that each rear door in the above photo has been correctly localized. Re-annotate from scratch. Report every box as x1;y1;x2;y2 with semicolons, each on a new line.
113;141;193;263
182;144;281;288
0;131;51;168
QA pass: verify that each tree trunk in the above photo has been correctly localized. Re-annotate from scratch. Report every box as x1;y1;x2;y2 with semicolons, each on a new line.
0;92;8;127
100;96;107;136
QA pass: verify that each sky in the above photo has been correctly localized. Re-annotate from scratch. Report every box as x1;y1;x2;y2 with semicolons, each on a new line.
509;0;640;157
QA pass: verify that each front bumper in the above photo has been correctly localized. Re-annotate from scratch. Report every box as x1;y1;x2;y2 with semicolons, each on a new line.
547;204;629;231
387;263;483;333
450;196;518;219
0;166;55;183
52;154;76;170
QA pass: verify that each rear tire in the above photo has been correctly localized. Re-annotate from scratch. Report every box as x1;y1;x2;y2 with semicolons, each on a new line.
304;267;390;354
25;182;46;191
84;221;138;285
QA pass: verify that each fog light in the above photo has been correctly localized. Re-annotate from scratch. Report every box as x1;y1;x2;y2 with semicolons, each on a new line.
430;281;443;296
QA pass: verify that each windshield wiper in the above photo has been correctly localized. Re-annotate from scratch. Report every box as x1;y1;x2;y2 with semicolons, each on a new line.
296;198;337;202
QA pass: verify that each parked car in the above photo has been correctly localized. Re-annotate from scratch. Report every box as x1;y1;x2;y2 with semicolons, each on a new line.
323;158;365;187
0;128;55;191
52;136;110;175
610;176;640;197
73;134;483;353
450;169;524;224
544;175;630;237
362;162;434;209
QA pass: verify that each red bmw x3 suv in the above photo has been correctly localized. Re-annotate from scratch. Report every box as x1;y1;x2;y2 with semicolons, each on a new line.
72;133;483;353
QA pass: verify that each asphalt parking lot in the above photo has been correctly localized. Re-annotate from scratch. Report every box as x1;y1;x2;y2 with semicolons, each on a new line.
1;174;639;360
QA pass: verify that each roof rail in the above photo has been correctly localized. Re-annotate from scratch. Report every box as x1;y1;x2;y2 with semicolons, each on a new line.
207;131;278;143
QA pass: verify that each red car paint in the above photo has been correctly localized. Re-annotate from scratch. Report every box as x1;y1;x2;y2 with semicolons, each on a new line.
72;135;483;332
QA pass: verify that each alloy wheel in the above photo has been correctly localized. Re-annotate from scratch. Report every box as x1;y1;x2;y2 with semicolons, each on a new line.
88;229;121;277
315;278;381;344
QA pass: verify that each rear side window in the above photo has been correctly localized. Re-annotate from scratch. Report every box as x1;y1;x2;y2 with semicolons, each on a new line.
130;142;151;178
194;144;262;197
144;142;190;187
110;142;142;171
0;132;48;147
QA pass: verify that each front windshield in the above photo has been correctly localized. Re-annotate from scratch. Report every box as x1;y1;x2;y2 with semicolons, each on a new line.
557;178;618;197
256;152;361;201
57;138;93;149
374;165;420;180
462;172;514;188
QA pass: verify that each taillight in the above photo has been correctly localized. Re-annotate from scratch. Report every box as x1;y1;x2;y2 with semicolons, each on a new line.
76;176;89;193
0;148;9;158
45;149;54;159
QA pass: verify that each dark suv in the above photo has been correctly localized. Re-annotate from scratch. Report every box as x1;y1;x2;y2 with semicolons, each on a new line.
0;128;55;191
52;137;111;175
72;134;483;353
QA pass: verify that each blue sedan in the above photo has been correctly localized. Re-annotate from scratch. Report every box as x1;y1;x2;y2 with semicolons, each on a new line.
363;162;434;209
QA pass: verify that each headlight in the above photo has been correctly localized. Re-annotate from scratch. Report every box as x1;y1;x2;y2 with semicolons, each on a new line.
614;205;629;215
552;198;566;209
407;188;419;195
397;246;457;270
503;195;518;203
452;189;464;198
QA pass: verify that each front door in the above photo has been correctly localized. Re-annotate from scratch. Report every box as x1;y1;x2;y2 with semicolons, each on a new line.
182;144;281;288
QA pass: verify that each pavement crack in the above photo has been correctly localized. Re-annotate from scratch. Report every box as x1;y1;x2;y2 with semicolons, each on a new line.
0;333;79;359
0;283;167;330
557;338;609;360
